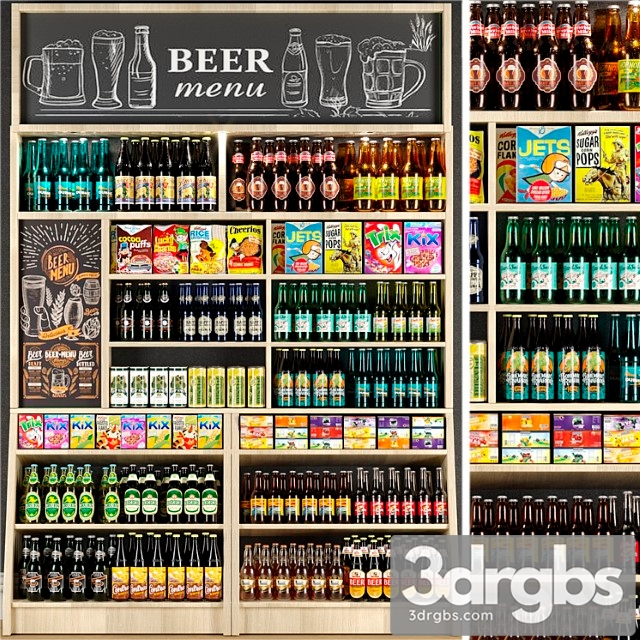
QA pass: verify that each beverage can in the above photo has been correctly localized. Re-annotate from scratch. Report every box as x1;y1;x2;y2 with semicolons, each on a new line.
207;367;226;408
149;367;169;407
168;367;188;407
129;367;149;407
227;367;246;407
188;367;207;408
247;367;266;408
470;341;487;402
110;367;129;407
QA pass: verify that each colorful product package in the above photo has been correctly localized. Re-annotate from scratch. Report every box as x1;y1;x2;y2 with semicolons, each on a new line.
228;224;264;274
502;448;551;464
96;415;121;449
603;415;640;447
554;430;602;448
604;414;640;432
412;416;446;428
116;224;153;273
147;414;172;449
575;125;631;203
516;125;572;203
240;426;274;438
18;414;43;449
121;415;146;449
378;416;410;430
271;222;286;274
44;414;70;449
70;414;95;449
310;426;343;439
635;126;640;202
364;221;403;274
553;414;603;431
378;428;410;449
275;415;308;428
604;447;640;463
344;416;376;439
554;448;603;464
403;222;443;274
469;413;498;431
344;438;377;450
172;415;198;449
412;435;446;450
310;439;343;450
469;430;499;448
285;221;323;274
496;127;517;203
153;224;190;274
110;225;117;273
275;438;309;450
240;415;274;428
470;447;500;464
190;224;226;274
275;427;308;439
198;414;223;449
324;221;363;274
502;431;551;448
502;414;551;431
240;438;272;449
469;130;485;204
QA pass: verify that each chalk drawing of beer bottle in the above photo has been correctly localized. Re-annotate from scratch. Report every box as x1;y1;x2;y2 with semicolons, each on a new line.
281;28;308;108
128;25;156;109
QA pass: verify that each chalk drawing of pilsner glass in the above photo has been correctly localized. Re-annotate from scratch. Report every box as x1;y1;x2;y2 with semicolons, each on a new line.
91;30;125;109
23;39;85;105
315;34;352;108
358;37;426;109
128;25;156;109
21;275;46;337
281;28;308;108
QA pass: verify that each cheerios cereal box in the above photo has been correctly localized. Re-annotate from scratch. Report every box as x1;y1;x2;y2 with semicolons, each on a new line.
228;224;263;274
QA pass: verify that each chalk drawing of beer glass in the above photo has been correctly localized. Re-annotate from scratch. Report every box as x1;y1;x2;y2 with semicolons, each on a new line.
315;34;352;108
21;275;46;337
91;30;125;109
51;369;71;395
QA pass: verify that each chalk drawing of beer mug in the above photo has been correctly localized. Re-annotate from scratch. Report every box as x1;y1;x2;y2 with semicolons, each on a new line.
50;368;71;394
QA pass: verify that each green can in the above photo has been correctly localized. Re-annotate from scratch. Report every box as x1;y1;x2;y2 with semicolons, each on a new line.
227;367;246;408
470;340;487;402
207;367;226;408
247;367;266;408
188;367;207;408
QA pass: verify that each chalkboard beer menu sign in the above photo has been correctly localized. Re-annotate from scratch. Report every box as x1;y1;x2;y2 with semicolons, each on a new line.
20;221;101;407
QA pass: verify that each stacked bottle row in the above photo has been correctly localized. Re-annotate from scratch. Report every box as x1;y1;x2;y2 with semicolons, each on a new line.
273;347;442;409
241;466;447;525
500;216;640;304
22;136;217;212
499;312;640;402
18;531;222;602
18;463;221;525
273;281;442;343
112;281;264;342
227;136;446;213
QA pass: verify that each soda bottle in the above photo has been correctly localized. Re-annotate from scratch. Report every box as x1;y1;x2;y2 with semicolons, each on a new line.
53;138;70;211
531;314;554;401
581;314;606;401
519;3;538;106
94;138;114;212
556;3;574;109
619;1;640;109
433;467;448;525
400;138;423;211
500;216;526;303
335;283;353;341
496;0;524;109
484;3;502;109
196;136;216;211
34;138;51;211
470;1;490;109
373;348;390;408
423;347;440;408
354;138;375;212
597;4;623;109
563;217;589;303
328;348;346;408
391;282;408;341
592;216;617;303
114;137;133;211
608;313;622;401
425;282;442;341
354;348;372;408
373;282;390;341
154;136;174;210
407;348;423;408
391;348;407;408
505;314;529;401
531;216;557;303
22;139;37;211
469;217;485;303
569;0;598;109
554;216;568;299
424;138;446;212
533;1;561;109
296;137;315;211
619;216;640;302
272;137;290;211
135;136;154;211
620;314;640;402
273;283;292;341
320;137;340;211
228;139;247;210
557;314;580;401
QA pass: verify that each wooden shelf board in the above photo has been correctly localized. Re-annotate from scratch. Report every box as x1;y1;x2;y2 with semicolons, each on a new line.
239;449;447;465
495;304;640;312
108;341;266;348
470;110;637;125
470;305;489;312
239;408;451;415
16;449;224;462
239;601;389;608
12;600;223;608
15;523;224;532
108;273;267;281
272;274;446;281
491;203;637;213
238;523;449;535
470;403;635;412
273;341;446;348
10;407;223;414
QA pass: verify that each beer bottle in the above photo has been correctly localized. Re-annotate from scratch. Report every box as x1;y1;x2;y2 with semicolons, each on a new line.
45;537;64;602
619;217;640;302
139;282;154;341
22;139;37;211
154;137;174;210
504;314;529;401
553;217;567;298
352;467;368;524
275;546;291;600
34;138;51;211
246;137;267;211
180;283;196;341
597;5;623;109
249;471;265;524
294;283;312;341
592;216;617;303
200;464;218;524
470;2;490;109
424;138;446;212
301;470;317;523
309;546;327;601
391;348;407;408
135;137;154;211
378;137;399;210
292;349;309;408
364;542;383;602
165;464;183;524
184;534;203;601
519;3;537;106
196;136;216;211
374;348;390;408
384;468;398;524
147;534;166;601
354;348;372;408
152;282;171;341
401;467;416;524
533;1;561;109
164;534;184;601
60;464;77;524
239;473;251;525
123;465;141;524
273;283;292;342
314;283;333;341
295;137;315;211
582;314;606;401
53;137;72;212
334;471;350;524
407;282;423;342
272;137;291;211
607;313;622;402
433;467;448;525
231;283;247;343
619;1;640;109
531;216;557;303
43;464;62;524
496;0;524;109
269;471;283;523
500;216;525;303
469;217;485;303
282;471;298;524
176;137;195;211
118;282;135;341
350;282;371;341
68;538;86;602
23;464;41;525
318;470;334;524
425;282;442;341
93;138;113;212
326;545;344;601
308;138;323;211
484;3;502;109
391;282;408;341
564;217;589;303
262;138;275;212
240;544;256;601
470;496;485;534
406;348;423;408
78;464;94;524
373;282;390;341
423;347;440;407
368;468;383;524
400;138;423;211
128;534;147;601
569;1;598;109
113;137;133;211
25;537;43;602
183;464;200;524
610;216;623;266
353;138;374;212
620;314;639;402
531;314;554;401
292;546;309;600
320;137;340;210
102;463;120;524
555;3;574;108
228;138;247;210
483;498;496;534
88;537;107;601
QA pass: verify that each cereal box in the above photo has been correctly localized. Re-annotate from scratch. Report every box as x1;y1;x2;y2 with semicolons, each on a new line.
516;126;572;203
153;224;190;274
378;428;410;449
575;126;631;203
324;221;363;274
285;221;323;274
635;126;640;202
604;447;640;463
554;448;602;464
470;447;499;464
190;225;226;274
502;414;551;431
275;438;309;449
554;430;602;448
502;431;551;448
96;415;121;449
18;414;43;449
121;415;146;449
496;127;517;204
412;436;446;450
147;414;172;449
70;414;95;449
404;222;443;274
44;414;69;449
228;224;264;274
364;221;403;274
310;426;343;439
469;414;499;431
173;414;198;449
272;222;286;274
502;448;551;464
198;414;223;449
116;224;153;273
110;225;117;273
469;130;485;204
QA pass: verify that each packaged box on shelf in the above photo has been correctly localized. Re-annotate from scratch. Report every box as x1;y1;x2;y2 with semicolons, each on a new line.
636;126;640;201
496;127;516;204
70;414;95;449
502;448;551;464
310;439;343;450
285;221;323;274
153;224;190;274
364;221;402;274
412;427;446;441
502;431;551;448
554;448;603;464
115;224;153;273
96;415;121;449
172;414;197;449
604;447;640;464
378;416;410;430
412;416;446;428
412;435;446;450
275;438;309;450
470;447;500;464
198;414;223;449
240;437;273;449
469;413;499;431
310;426;343;439
241;426;274;439
44;414;70;449
554;430;602;448
190;224;226;274
18;414;43;449
469;430;499;448
553;414;602;431
343;418;376;439
121;415;146;449
404;221;442;274
605;431;640;447
275;427;308;439
469;130;485;204
378;428;410;449
271;222;285;274
324;221;363;274
275;415;308;428
502;414;551;431
240;415;274;428
147;414;172;449
603;414;640;432
344;437;377;450
227;224;263;274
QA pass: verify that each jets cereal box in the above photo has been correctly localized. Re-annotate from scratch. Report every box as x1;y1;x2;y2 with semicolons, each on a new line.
575;126;631;203
496;128;517;204
324;221;362;274
285;221;323;274
516;125;572;203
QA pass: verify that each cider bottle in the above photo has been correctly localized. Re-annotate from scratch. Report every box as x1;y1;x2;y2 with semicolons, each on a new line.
569;0;597;109
597;5;623;110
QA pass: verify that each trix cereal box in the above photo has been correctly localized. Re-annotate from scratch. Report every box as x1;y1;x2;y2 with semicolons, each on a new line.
228;224;264;274
404;222;442;274
324;221;363;274
364;222;403;274
516;126;572;203
496;128;517;204
18;414;43;449
272;223;285;274
469;130;485;204
190;225;226;274
285;221;323;274
153;224;190;274
116;224;153;273
70;414;95;449
44;414;70;449
575;126;631;203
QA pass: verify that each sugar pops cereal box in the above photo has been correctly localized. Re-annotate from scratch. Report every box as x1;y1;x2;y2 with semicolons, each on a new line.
324;221;363;274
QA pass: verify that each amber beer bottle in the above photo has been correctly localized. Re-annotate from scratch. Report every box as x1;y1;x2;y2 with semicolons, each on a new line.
433;467;448;524
228;139;247;210
296;137;315;211
354;138;374;212
519;3;538;107
328;545;344;600
247;137;268;211
424;138;446;212
310;546;327;600
556;3;574;109
292;546;309;600
177;137;195;211
569;1;597;109
484;3;502;109
597;5;623;110
338;140;356;211
470;1;490;109
275;546;291;600
533;1;561;109
130;534;148;601
320;137;340;211
111;533;129;600
149;534;166;601
496;0;524;110
240;544;257;600
400;138;423;211
272;137;290;211
366;543;383;601
168;534;185;601
470;495;485;534
348;538;366;601
378;138;399;211
257;545;274;601
619;1;640;110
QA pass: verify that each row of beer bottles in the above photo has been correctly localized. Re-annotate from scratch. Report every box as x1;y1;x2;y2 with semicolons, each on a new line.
242;466;447;525
228;136;445;213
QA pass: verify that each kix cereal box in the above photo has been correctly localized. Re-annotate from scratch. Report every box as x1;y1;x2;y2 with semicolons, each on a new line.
198;414;223;449
44;414;69;449
190;225;226;274
496;128;517;204
121;415;146;449
324;221;363;274
404;222;442;274
516;126;572;203
364;221;403;274
228;224;264;274
575;126;631;203
173;415;198;449
147;414;172;449
469;130;485;204
18;414;43;449
153;224;190;274
70;414;95;449
272;222;286;274
285;221;323;274
96;415;121;449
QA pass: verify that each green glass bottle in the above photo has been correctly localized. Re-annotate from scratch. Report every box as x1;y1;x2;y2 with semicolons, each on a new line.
309;283;320;341
34;138;51;211
61;464;78;524
531;216;557;304
531;314;554;401
75;138;92;211
94;138;114;212
423;348;440;408
373;281;390;341
44;463;61;524
273;283;292;341
563;217;589;304
620;314;640;402
53;138;71;211
500;216;526;303
335;283;353;341
24;465;41;524
608;313;622;402
354;348;372;408
554;217;567;302
581;314;606;401
521;217;535;302
354;283;372;341
78;464;95;524
316;283;335;341
103;463;121;524
425;282;442;341
407;348;423;408
390;282;408;341
619;216;640;303
505;314;529;402
408;282;424;342
591;216;617;303
373;348;389;408
391;348;407;408
22;140;37;211
294;283;312;341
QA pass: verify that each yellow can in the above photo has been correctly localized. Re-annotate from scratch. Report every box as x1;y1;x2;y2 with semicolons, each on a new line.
207;367;226;408
188;367;207;408
227;367;246;408
247;367;266;408
470;340;487;402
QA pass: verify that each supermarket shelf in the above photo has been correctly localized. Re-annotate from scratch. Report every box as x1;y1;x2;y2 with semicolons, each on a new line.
15;449;224;463
470;110;639;125
272;341;446;348
10;407;225;414
495;304;640;312
470;403;635;412
12;601;224;609
239;407;451;415
470;304;489;312
272;273;446;281
481;203;638;213
239;601;389;608
108;273;266;281
108;341;266;348
15;523;224;532
238;523;448;535
238;448;447;466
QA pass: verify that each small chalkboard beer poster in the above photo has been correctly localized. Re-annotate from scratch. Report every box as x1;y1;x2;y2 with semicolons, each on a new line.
20;221;101;407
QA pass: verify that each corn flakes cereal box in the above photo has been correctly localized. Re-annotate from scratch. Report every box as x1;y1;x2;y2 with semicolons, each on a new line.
116;224;153;273
44;414;69;449
70;414;95;449
153;224;190;274
469;130;485;204
198;414;222;449
190;225;226;274
228;224;264;274
272;222;286;274
364;221;403;274
285;221;323;274
502;414;551;431
18;414;43;449
496;128;517;204
97;415;121;449
554;448;602;464
502;431;551;448
324;221;363;274
173;414;198;449
502;448;551;464
575;126;631;203
404;222;442;274
516;126;572;203
147;414;172;449
121;415;146;449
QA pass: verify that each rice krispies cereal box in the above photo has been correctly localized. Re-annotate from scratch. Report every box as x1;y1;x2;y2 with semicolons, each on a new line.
228;224;264;274
285;221;323;274
121;415;146;449
153;224;190;274
70;414;95;449
198;414;223;449
96;415;121;449
18;414;43;449
496;128;517;204
272;222;286;274
516;126;572;203
147;414;172;449
404;222;442;274
190;225;226;274
364;221;403;274
116;224;153;273
173;414;198;449
324;221;363;274
44;414;69;449
469;130;485;204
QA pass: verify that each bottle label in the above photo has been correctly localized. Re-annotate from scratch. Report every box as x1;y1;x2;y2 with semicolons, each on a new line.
104;490;120;522
297;175;315;200
370;498;385;519
183;316;197;336
500;262;525;290
349;568;366;599
302;496;318;517
618;59;640;93
123;487;141;516
497;57;525;93
537;20;554;37
338;178;354;204
294;312;312;334
205;567;222;600
234;315;247;337
183;487;200;516
168;567;186;600
293;577;308;592
354;312;372;334
597;61;619;97
469;57;491;94
248;315;263;337
69;571;85;594
329;577;343;592
44;490;61;521
149;567;167;600
556;23;573;40
74;179;91;201
250;496;266;519
366;569;383;599
47;571;63;595
197;175;217;205
313;372;328;407
78;490;95;522
229;177;246;202
61;491;77;521
470;266;483;295
335;312;352;334
135;175;154;204
115;176;133;205
401;175;423;200
531;262;557;291
354;175;374;200
533;58;561;93
391;316;406;337
335;496;349;517
277;372;294;408
241;577;255;593
531;349;555;400
55;180;72;202
501;20;519;37
247;175;268;200
485;22;500;40
198;315;213;336
156;175;176;204
272;175;292;200
274;313;292;335
285;496;300;517
214;315;228;337
470;19;483;37
166;488;183;516
569;58;598;93
425;176;446;200
591;262;618;290
311;577;326;594
402;500;416;518
295;371;311;406
26;571;41;594
407;380;421;401
434;500;448;520
329;372;346;407
130;567;148;600
202;488;218;516
378;175;400;199
232;152;245;164
111;567;130;600
505;348;530;401
25;492;41;522
419;498;432;520
563;262;589;290
581;349;606;400
316;313;334;334
354;498;369;519
373;316;388;336
177;176;196;204
95;179;113;205
557;348;581;400
320;175;340;200
621;362;640;400
573;20;592;37
619;261;640;290
318;496;333;517
374;380;388;404
186;567;204;600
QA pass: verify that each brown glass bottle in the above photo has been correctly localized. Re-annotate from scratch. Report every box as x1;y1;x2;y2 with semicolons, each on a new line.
519;3;538;107
320;137;340;211
338;141;356;212
240;544;256;601
533;1;560;109
424;138;446;212
619;1;640;110
328;545;344;600
310;546;327;600
319;470;334;524
546;496;560;535
597;5;623;110
272;137;290;211
470;495;485;534
354;138;375;212
335;470;351;524
292;546;309;600
521;495;535;534
296;137;315;211
285;470;299;524
378;138;399;211
555;4;574;109
508;498;520;534
240;472;251;524
470;1;490;109
400;138;423;211
496;0;524;109
257;545;273;601
484;3;502;109
246;137;268;211
275;545;291;600
495;495;509;534
569;1;597;109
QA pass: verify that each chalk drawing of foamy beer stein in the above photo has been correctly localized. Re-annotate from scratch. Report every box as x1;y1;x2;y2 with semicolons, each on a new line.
50;368;71;395
358;37;426;109
23;39;86;106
